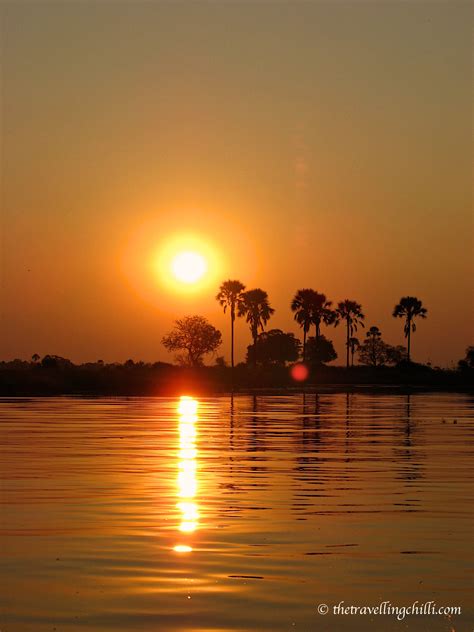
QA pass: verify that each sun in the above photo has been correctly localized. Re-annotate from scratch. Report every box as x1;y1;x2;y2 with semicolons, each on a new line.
171;251;207;284
152;232;219;294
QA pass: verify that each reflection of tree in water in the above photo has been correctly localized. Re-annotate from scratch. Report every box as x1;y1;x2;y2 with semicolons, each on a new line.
229;393;235;457
298;393;326;466
225;394;237;487
217;395;242;518
247;395;267;458
300;392;322;455
218;395;270;520
226;394;267;458
291;394;337;517
393;394;425;484
344;392;356;463
313;393;322;444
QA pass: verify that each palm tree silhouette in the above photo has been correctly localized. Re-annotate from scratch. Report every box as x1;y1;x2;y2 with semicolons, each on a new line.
392;296;427;362
238;288;275;366
348;337;359;367
336;300;365;368
312;292;336;342
291;289;316;362
291;290;335;361
216;279;246;369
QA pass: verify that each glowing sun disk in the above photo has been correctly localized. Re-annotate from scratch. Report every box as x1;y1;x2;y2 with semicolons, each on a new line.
171;251;207;284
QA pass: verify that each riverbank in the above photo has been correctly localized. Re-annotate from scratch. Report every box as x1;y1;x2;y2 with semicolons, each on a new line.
1;362;472;396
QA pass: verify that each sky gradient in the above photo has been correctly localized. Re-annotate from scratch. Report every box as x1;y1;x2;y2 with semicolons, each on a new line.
1;1;472;367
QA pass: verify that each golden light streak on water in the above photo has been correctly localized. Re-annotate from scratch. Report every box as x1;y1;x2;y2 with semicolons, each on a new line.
174;396;199;552
173;544;193;553
177;396;199;416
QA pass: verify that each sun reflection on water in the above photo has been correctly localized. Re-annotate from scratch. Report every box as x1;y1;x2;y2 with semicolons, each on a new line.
174;396;199;553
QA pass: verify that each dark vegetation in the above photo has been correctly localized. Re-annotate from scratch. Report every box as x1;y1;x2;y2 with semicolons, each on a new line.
1;283;472;395
0;351;472;396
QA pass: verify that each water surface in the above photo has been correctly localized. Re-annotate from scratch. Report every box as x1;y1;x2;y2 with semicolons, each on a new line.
1;394;473;631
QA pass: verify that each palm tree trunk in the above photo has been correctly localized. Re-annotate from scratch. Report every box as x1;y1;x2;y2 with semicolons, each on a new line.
346;319;350;368
303;328;307;363
407;319;411;362
253;332;258;367
231;307;235;370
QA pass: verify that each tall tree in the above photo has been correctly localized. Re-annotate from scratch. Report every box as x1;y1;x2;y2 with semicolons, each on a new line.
348;337;359;367
162;315;222;367
291;289;335;361
216;279;246;369
312;292;336;342
366;326;382;366
238;289;274;366
291;289;316;362
336;300;365;368
392;296;427;362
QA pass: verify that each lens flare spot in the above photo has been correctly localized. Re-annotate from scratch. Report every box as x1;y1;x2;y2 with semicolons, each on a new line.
291;363;309;382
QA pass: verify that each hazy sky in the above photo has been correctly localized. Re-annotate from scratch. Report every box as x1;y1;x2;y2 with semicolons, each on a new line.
1;1;472;367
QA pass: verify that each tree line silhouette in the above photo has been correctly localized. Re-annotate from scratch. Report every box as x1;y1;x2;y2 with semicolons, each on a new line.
162;280;430;370
1;283;472;395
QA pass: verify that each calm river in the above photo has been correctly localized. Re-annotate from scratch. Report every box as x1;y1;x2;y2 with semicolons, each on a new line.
1;394;473;631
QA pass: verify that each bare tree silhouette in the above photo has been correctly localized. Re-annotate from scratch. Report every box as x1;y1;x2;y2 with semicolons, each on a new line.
162;315;222;367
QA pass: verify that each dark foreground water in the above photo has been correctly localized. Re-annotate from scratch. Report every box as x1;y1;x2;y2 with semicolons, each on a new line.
0;394;473;632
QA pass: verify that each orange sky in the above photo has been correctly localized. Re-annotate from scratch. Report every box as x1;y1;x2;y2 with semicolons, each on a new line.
1;2;472;367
